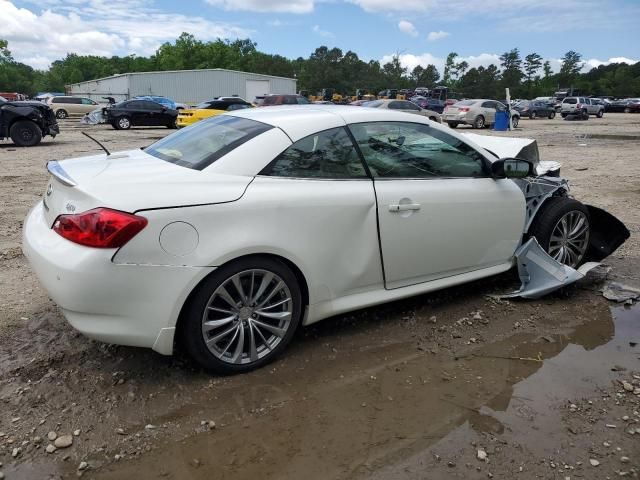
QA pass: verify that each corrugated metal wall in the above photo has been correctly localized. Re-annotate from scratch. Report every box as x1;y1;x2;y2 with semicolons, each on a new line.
68;69;296;104
67;75;129;102
128;70;296;103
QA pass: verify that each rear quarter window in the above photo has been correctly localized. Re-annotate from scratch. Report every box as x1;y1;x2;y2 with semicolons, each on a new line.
145;115;273;170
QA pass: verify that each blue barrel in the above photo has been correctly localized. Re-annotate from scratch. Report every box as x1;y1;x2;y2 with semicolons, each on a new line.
494;111;509;131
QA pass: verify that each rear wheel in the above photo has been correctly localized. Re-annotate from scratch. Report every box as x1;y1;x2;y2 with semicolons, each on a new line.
528;197;590;268
596;110;604;118
10;120;43;147
116;116;131;129
561;112;568;118
548;111;556;119
511;116;519;128
181;257;303;374
624;107;631;113
55;109;68;119
581;109;589;120
473;115;485;129
530;111;537;119
447;122;458;128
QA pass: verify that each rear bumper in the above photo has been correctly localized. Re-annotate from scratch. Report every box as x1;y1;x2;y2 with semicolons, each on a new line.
22;202;214;354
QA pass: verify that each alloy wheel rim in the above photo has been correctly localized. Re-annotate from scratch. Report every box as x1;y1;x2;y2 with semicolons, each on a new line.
548;211;589;267
201;269;293;365
119;118;130;128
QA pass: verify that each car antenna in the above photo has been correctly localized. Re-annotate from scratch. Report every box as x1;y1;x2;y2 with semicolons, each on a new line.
81;131;111;156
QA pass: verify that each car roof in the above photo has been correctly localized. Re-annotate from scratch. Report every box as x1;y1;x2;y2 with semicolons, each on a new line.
226;104;432;142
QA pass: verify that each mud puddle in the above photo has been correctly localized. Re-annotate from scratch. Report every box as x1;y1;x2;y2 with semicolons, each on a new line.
40;303;633;480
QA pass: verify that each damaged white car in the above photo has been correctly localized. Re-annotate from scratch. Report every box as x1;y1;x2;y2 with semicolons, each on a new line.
22;106;629;374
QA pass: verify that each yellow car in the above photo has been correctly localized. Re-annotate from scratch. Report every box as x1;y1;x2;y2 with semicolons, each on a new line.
177;97;252;128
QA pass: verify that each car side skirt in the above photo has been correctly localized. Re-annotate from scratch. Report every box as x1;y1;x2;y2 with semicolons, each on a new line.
304;261;513;325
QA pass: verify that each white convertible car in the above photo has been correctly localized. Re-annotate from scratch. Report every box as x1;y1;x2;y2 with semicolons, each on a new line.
23;106;628;373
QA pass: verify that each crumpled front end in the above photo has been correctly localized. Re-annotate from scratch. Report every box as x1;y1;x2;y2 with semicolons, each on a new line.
500;238;602;299
503;179;630;299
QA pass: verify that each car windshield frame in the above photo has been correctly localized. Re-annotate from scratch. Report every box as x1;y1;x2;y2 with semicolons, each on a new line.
145;115;273;170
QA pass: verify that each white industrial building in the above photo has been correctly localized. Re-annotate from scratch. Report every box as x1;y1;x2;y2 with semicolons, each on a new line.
66;68;297;104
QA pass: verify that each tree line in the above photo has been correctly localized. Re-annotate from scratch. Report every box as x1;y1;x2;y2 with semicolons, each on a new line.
1;34;639;99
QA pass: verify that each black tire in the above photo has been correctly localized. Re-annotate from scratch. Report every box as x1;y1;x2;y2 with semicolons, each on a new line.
10;120;43;147
116;116;131;130
548;111;556;119
166;119;178;129
528;197;590;268
447;122;458;128
473;115;485;129
596;110;604;118
55;109;68;119
530;111;537;119
561;112;568;118
428;116;437;122
581;109;589;120
181;256;303;374
624;107;631;113
111;121;119;130
511;116;519;128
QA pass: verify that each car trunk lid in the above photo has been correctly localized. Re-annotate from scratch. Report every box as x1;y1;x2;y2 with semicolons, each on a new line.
42;149;252;227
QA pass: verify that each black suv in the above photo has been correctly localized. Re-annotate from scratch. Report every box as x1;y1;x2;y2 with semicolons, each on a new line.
0;96;59;146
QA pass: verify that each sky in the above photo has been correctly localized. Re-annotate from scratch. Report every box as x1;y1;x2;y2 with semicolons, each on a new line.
3;0;639;74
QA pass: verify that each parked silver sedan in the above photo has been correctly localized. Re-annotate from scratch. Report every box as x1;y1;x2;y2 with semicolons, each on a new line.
362;99;441;122
443;99;520;129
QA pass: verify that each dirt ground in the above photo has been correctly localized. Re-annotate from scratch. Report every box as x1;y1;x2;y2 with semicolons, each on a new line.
0;114;639;480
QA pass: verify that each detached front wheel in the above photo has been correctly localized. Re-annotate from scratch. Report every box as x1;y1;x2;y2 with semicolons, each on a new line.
182;257;303;374
528;197;590;268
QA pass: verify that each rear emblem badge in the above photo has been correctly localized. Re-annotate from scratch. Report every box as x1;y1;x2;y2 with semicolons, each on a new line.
65;203;76;212
46;184;53;196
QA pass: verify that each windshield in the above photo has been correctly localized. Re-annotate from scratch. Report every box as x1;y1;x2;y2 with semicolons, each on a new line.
454;100;476;106
145;115;273;170
363;100;383;108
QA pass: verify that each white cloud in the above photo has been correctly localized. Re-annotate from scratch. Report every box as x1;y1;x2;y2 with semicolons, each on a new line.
205;0;314;13
584;56;638;70
348;0;430;12
1;0;250;68
427;30;449;42
381;52;502;74
398;20;418;37
312;25;334;38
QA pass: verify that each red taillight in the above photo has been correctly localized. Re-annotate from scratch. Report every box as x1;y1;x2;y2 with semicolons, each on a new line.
459;107;470;112
53;208;148;248
576;104;581;109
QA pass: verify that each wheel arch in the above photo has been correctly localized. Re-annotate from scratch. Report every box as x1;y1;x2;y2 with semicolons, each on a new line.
173;252;310;348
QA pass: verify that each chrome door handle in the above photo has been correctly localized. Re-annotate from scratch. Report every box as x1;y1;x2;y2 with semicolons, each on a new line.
389;203;421;212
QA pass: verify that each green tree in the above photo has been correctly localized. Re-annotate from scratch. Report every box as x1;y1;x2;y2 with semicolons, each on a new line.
443;52;458;86
558;50;583;86
499;48;523;95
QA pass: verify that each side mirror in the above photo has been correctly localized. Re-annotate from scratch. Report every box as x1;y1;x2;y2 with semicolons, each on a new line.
491;158;533;178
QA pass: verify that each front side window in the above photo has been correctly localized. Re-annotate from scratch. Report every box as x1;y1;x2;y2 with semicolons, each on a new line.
349;122;488;179
296;97;310;104
261;127;367;179
146;115;273;170
226;103;250;111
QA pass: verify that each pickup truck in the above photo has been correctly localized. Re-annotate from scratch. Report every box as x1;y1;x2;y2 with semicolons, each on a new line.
0;96;59;146
560;97;605;119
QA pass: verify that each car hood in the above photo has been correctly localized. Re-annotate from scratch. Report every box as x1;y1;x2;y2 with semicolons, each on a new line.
461;133;560;176
43;149;252;224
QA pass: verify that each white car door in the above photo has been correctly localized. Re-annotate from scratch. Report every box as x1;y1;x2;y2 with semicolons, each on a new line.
349;121;526;289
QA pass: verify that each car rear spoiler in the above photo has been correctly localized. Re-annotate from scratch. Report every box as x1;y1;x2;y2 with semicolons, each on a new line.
47;160;77;187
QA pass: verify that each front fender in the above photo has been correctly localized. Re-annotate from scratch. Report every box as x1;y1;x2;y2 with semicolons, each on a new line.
585;205;630;261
